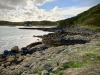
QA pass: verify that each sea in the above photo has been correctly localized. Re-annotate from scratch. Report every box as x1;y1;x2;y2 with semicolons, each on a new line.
0;26;53;53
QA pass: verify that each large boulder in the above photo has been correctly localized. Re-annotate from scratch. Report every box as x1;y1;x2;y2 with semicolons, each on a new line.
11;46;19;53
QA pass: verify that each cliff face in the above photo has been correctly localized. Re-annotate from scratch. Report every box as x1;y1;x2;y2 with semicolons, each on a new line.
59;4;100;27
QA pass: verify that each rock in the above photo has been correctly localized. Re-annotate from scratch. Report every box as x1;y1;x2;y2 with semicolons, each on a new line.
10;66;15;70
0;62;3;66
4;62;11;67
17;56;24;63
60;60;70;65
4;50;9;55
52;67;60;72
11;46;19;53
16;53;21;58
26;42;42;49
17;57;22;63
41;70;49;75
15;65;20;69
0;58;3;62
7;56;15;62
0;54;6;58
0;66;4;70
43;64;52;71
35;51;42;58
21;47;28;55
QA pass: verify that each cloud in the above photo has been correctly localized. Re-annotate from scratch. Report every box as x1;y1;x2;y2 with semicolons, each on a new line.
0;3;15;10
0;0;96;22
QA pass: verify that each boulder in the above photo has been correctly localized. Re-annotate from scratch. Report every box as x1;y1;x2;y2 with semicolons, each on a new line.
7;56;15;62
4;50;9;55
21;47;28;55
11;46;19;53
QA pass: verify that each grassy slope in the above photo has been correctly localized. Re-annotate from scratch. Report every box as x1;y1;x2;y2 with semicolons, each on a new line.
59;4;100;30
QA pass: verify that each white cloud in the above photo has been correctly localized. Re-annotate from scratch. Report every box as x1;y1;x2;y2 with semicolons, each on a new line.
0;0;90;22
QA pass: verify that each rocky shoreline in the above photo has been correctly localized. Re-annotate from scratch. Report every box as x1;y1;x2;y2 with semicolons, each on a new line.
0;27;100;75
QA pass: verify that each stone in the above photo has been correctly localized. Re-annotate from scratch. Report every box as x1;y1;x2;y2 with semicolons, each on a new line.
4;62;11;67
7;56;15;62
10;66;15;70
21;47;28;55
0;66;4;70
52;67;59;72
11;46;19;53
15;65;20;69
0;62;3;66
61;60;70;65
41;70;49;75
16;53;21;58
43;64;52;71
4;50;9;55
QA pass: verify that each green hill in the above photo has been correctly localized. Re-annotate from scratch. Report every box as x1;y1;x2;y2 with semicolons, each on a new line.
58;4;100;30
0;20;57;26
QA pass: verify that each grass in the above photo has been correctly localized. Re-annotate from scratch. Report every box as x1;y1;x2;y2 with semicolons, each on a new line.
57;71;63;75
62;64;69;70
81;25;100;31
96;43;100;46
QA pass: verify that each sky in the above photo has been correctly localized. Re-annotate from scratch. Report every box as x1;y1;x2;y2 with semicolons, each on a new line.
0;0;100;22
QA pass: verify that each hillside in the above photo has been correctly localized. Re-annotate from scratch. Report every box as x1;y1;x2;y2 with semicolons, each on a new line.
0;20;57;26
59;4;100;28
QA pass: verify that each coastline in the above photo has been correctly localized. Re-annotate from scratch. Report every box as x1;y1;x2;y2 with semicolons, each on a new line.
0;27;100;75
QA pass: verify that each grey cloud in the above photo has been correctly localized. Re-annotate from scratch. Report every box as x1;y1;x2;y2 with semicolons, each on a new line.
0;3;15;10
34;0;46;5
0;0;27;6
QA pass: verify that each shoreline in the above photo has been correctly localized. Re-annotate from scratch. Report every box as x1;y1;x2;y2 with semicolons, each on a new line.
0;27;100;75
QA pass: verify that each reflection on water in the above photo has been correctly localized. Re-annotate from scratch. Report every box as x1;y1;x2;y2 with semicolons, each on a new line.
0;26;51;53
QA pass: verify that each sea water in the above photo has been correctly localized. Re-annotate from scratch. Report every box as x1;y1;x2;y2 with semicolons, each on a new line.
0;26;52;53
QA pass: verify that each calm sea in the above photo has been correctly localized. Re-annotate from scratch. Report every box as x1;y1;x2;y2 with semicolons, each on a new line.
0;26;52;53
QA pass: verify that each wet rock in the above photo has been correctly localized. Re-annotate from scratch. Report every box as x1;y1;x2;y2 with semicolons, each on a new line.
4;50;9;55
11;46;19;53
26;42;42;49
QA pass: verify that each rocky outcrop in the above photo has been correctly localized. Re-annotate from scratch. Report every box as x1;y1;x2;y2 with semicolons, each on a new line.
42;28;94;46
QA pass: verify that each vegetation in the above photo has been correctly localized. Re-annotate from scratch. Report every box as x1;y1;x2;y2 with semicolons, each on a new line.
57;71;63;75
58;4;100;28
0;20;57;26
